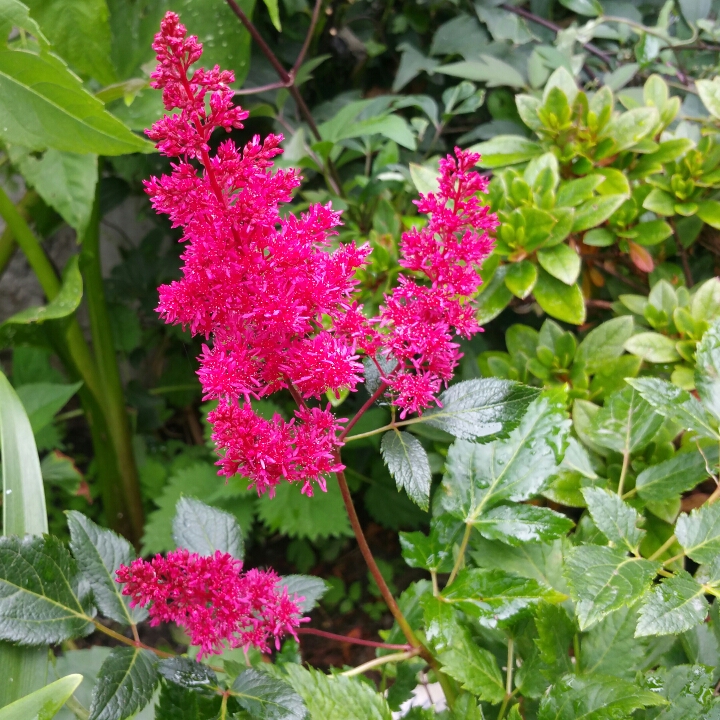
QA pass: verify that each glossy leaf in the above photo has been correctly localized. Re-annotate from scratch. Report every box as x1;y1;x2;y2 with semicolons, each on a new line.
636;447;719;501
575;316;634;372
636;572;708;637
231;668;306;720
625;332;681;363
695;320;720;422
537;244;581;285
582;488;644;552
581;606;646;679
571;194;627;232
533;269;586;325
157;657;217;691
381;430;432;510
676;502;720;564
472;504;574;546
172;497;244;559
399;517;463;572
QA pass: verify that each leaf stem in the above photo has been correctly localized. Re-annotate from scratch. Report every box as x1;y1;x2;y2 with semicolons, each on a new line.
339;382;389;441
649;534;679;562
341;649;420;677
297;627;411;650
617;449;631;497
496;638;515;720
446;523;472;587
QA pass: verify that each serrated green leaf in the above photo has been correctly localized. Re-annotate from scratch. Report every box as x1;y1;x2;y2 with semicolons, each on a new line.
231;668;305;720
0;673;82;720
696;321;720;422
422;378;540;440
534;602;574;677
582;488;644;552
565;545;659;629
676;503;720;564
0;0;49;46
172;497;244;559
443;568;565;627
533;269;586;325
280;575;327;613
625;332;681;363
381;431;431;510
644;664;718;720
0;535;94;644
537;245;581;285
575;317;635;372
157;657;217;691
400;516;463;572
581;606;646;678
636;448;719;502
588;386;662;455
636;572;708;637
88;647;158;720
472;504;574;546
154;682;222;720
283;663;391;720
66;511;146;626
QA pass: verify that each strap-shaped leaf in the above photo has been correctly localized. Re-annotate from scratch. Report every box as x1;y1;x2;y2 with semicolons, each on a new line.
471;504;574;546
380;430;431;510
422;379;540;440
0;673;82;720
0;535;94;645
582;488;644;552
88;647;158;720
636;572;709;637
676;502;720;564
172;497;244;559
232;668;307;720
66;511;147;626
636;447;719;502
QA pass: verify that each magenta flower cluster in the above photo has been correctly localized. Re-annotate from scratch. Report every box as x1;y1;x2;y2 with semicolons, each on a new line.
116;550;304;658
147;12;496;498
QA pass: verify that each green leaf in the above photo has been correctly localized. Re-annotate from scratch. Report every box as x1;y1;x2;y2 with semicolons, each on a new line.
422;378;540;441
537;673;666;720
636;448;719;502
676;502;720;564
409;163;439;196
627;377;719;440
66;511;145;627
644;664;718;720
16;382;82;434
582;488;644;551
697;79;720;120
472;504;574;546
535;602;575;676
380;430;431;511
280;575;327;613
537;245;581;285
692;278;720;322
0;0;49;46
399;517;463;573
471;135;544;168
172;497;244;559
7;147;97;234
231;669;305;720
338;113;416;150
636;572;708;637
581;606;647;678
0;535;94;644
556;176;604;208
157;657;217;692
0;50;151;154
283;663;392;720
88;647;158;720
602;107;660;152
504;260;537;299
436;55;524;88
442;568;566;627
559;0;601;16
260;0;281;30
476;264;512;323
575;317;634;372
534;269;586;325
695;320;720;422
625;332;681;363
633;219;673;246
154;683;221;720
643;188;676;216
437;396;569;525
572;194;627;232
588;386;662;455
564;545;659;629
0;674;82;720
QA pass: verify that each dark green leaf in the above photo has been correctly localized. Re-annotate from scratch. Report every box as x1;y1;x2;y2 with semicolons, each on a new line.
157;657;217;691
0;535;94;644
644;664;718;720
636;448;719;502
422;379;540;441
172;497;244;559
472;504;574;546
232;669;306;720
636;572;708;637
505;260;537;299
535;602;575;677
381;431;431;510
280;575;327;613
476;264;512;323
155;682;222;720
676;502;720;564
0;673;82;720
16;382;82;434
533;269;586;325
399;516;463;572
582;488;644;552
88;647;158;720
66;511;146;626
696;321;720;422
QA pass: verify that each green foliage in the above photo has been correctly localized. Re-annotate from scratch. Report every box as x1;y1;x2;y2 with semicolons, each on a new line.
0;674;82;720
172;497;245;559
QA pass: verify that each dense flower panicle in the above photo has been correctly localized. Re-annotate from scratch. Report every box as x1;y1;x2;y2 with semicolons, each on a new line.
116;550;304;658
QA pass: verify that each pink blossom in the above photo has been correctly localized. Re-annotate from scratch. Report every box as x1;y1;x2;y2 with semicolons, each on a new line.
116;550;305;658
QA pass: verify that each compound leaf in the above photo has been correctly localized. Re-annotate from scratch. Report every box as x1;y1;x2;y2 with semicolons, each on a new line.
172;497;244;560
381;430;431;510
636;572;709;637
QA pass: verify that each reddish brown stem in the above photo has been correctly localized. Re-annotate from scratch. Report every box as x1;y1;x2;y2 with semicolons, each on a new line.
293;0;323;75
339;382;389;441
235;79;290;95
298;627;411;650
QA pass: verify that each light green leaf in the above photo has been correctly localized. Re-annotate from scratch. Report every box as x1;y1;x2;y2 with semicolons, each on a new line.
0;535;95;644
260;0;281;30
516;94;542;130
691;277;720;322
643;188;676;216
697;79;720;120
543;67;578;106
422;378;540;441
572;194;627;232
16;382;82;434
633;219;673;246
602;107;660;152
564;545;659;629
472;504;574;546
556;175;604;208
339;113;416;150
88;647;158;720
582;487;644;551
66;511;145;627
533;269;586;325
381;430;431;510
409;163;439;196
157;657;217;691
0;674;82;720
558;0;602;16
636;448;719;502
537;244;581;285
695;320;720;422
636;572;708;637
435;55;524;88
0;0;49;47
676;502;720;564
0;50;151;154
575;316;634;372
232;669;305;720
172;497;244;559
505;260;537;299
470;135;543;168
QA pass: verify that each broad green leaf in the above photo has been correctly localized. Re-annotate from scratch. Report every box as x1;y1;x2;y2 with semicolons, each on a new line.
7;147;97;234
158;657;217;691
422;378;540;440
633;219;673;246
625;332;681;363
0;50;151;154
695;320;720;422
533;269;586;325
472;504;574;546
644;664;719;720
692;277;720;322
399;516;463;573
0;535;94;644
516;94;542;130
537;245;581;285
381;430;431;510
409;163;439;196
543;67;578;105
22;0;115;85
564;545;659;629
697;199;720;230
582;488;644;552
172;497;244;559
575;316;634;372
697;78;720;120
535;602;575;676
280;575;327;613
88;647;158;720
602;107;660;152
154;683;221;720
643;187;676;216
537;673;666;720
571;194;627;232
338;113;416;150
436;55;524;88
556;175;604;208
476;264;512;323
16;382;82;434
0;674;82;720
437;396;569;525
232;669;305;720
636;447;719;502
504;260;537;299
588;386;662;455
283;663;392;720
676;502;720;564
66;511;146;626
559;0;601;16
471;135;543;168
636;572;708;637
628;377;719;440
581;606;647;678
442;568;565;627
0;0;48;46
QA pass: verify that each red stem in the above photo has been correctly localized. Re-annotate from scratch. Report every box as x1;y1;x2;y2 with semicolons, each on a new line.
297;627;411;650
339;382;389;441
292;0;323;75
